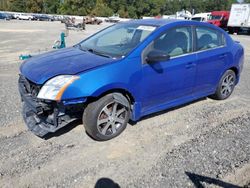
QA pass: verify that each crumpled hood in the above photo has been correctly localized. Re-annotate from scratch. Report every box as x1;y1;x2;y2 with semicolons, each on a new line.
20;47;115;84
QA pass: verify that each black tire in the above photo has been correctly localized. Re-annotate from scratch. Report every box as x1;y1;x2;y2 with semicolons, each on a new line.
247;29;250;35
211;70;236;100
83;93;130;141
22;103;49;137
228;27;233;34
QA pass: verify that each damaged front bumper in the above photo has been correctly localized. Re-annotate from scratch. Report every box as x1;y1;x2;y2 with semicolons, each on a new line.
18;75;85;134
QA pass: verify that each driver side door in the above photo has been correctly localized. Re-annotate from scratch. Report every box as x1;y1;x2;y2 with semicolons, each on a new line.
141;26;197;113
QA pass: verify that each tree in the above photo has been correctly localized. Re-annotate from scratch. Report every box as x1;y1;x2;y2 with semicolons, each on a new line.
127;5;137;18
26;0;43;13
43;0;60;14
0;0;247;18
8;0;26;12
118;6;128;18
91;0;113;17
0;0;9;10
59;0;95;15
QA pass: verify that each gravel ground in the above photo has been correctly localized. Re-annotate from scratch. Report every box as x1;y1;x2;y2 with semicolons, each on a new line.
0;20;249;188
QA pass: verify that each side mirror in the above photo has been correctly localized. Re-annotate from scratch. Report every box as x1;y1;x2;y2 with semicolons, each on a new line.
146;50;170;63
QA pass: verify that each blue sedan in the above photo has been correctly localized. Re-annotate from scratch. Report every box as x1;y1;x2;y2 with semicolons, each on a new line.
0;12;10;20
19;19;244;141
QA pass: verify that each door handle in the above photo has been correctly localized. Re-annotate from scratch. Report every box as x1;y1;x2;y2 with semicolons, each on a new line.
219;54;227;59
185;62;196;69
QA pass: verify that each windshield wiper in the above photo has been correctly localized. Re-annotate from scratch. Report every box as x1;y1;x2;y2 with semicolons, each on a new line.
76;45;112;58
76;44;87;52
87;48;112;58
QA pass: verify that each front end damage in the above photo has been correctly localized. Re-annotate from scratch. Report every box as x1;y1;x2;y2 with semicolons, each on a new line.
18;75;84;137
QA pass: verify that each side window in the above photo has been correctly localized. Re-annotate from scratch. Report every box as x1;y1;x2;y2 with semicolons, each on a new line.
196;27;225;51
153;26;193;58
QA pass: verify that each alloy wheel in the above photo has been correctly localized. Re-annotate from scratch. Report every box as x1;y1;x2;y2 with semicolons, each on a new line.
97;101;127;136
221;74;235;98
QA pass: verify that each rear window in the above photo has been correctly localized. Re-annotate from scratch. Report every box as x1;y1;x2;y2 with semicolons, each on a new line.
196;26;225;51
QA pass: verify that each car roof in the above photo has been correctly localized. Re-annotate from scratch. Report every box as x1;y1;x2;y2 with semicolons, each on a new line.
123;19;190;27
122;19;226;32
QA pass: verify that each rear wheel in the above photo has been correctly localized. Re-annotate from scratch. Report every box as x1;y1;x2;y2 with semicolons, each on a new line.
211;70;236;100
247;29;250;35
83;93;130;141
228;27;233;34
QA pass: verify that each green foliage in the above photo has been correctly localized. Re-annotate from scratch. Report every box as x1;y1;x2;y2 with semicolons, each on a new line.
26;0;43;13
0;0;246;18
127;5;136;18
91;0;113;17
8;0;26;12
43;0;60;14
58;0;95;15
0;0;9;10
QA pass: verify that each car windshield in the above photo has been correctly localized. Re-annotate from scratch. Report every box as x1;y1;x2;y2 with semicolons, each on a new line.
209;15;222;20
78;23;157;58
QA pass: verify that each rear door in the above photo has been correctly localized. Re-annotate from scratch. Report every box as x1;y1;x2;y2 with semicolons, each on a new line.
194;26;229;95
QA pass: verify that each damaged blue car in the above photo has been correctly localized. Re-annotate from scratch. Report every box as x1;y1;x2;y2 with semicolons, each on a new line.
19;19;244;141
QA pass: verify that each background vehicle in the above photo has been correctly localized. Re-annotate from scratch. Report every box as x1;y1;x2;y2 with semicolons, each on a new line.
192;13;211;22
33;14;54;21
6;12;14;19
84;16;102;25
228;3;250;34
65;17;85;30
208;11;230;29
61;16;71;23
19;20;244;141
105;14;121;23
53;15;63;21
18;13;34;20
0;12;10;20
13;13;21;19
163;10;192;20
175;10;192;20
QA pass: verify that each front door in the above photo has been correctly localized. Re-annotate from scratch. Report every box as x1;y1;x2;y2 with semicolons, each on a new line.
141;26;197;111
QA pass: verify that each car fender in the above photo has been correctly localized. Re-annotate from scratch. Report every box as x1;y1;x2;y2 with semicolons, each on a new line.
60;57;141;103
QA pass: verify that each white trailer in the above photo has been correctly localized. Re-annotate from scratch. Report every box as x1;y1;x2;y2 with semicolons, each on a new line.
228;3;250;34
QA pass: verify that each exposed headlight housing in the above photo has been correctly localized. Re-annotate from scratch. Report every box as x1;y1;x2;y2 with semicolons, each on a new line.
37;75;79;101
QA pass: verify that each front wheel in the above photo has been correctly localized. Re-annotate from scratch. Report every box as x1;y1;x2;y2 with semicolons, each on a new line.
211;70;236;100
83;93;130;141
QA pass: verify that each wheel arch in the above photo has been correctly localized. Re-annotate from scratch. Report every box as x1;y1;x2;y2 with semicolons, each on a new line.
86;88;136;106
94;88;135;105
229;66;239;84
229;66;238;77
84;88;139;121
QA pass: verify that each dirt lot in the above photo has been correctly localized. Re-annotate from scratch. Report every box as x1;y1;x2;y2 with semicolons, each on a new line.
0;20;249;188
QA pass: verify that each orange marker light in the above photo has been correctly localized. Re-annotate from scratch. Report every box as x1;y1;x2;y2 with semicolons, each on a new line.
55;77;79;101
